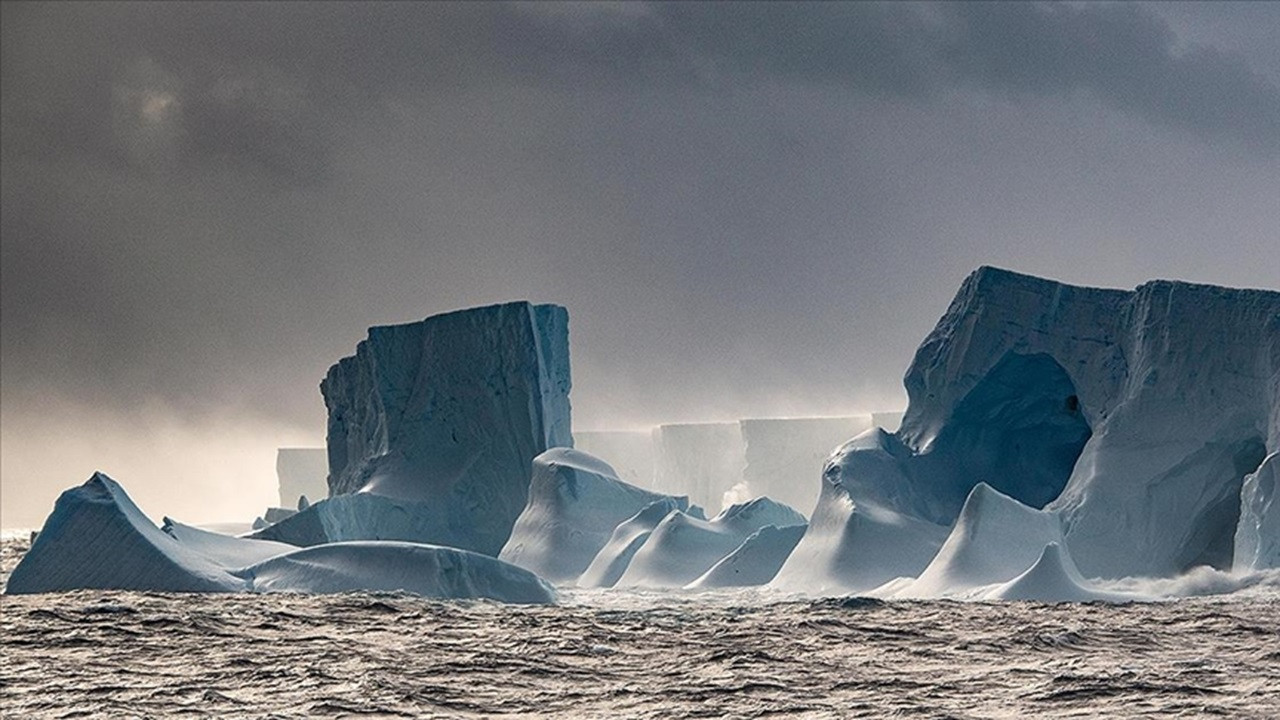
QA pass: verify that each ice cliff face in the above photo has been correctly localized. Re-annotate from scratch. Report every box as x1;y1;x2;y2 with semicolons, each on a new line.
276;448;328;507
830;267;1277;579
1234;452;1278;572
651;423;744;513
320;302;572;556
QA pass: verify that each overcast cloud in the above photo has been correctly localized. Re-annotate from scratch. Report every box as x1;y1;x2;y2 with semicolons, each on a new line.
2;1;1278;526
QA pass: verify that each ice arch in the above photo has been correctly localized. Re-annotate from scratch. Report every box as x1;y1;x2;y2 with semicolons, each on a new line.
919;352;1092;511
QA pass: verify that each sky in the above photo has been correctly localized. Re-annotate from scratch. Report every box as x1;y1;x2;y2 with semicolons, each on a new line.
2;1;1278;528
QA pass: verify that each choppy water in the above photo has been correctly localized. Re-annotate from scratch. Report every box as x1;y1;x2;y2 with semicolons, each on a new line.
3;537;1279;719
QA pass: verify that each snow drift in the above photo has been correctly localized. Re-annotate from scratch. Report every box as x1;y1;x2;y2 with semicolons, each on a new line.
687;523;807;589
577;498;697;589
499;448;692;584
616;497;805;589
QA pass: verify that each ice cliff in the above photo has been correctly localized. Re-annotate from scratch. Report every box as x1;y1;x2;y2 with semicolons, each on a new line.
796;267;1278;584
498;448;692;584
739;416;872;516
317;301;572;556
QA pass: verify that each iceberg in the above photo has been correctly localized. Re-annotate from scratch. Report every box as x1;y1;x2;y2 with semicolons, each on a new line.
577;498;695;589
238;541;555;603
320;301;572;556
986;543;1127;603
498;448;691;584
574;430;655;489
739;416;872;516
9;474;557;603
8;473;248;594
770;434;948;594
616;497;805;589
276;448;328;507
900;483;1068;598
823;267;1278;579
1234;452;1279;572
651;422;745;513
686;523;807;589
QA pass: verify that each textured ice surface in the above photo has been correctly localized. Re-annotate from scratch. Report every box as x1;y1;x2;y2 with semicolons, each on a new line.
573;431;655;488
276;448;328;507
828;267;1278;579
617;498;806;589
499;448;690;584
687;523;807;589
7;474;247;594
739;416;872;516
321;301;572;556
1235;452;1279;572
238;541;555;603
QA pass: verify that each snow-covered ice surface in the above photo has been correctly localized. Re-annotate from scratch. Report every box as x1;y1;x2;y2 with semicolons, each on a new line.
3;538;1278;720
499;448;690;584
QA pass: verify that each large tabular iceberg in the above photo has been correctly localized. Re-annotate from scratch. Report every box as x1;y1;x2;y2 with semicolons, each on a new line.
314;301;572;556
574;430;655;489
739;416;872;516
800;267;1278;584
276;448;328;507
8;474;556;603
651;422;744;513
498;448;692;584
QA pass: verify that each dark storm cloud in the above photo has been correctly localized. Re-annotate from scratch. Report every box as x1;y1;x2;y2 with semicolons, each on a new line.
2;2;1278;526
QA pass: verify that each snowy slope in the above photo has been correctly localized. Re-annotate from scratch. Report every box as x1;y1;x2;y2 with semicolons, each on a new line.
1234;452;1279;572
770;435;948;595
238;541;555;603
900;484;1068;598
499;448;690;584
986;543;1130;603
687;523;807;589
577;498;694;589
617;498;805;589
7;473;247;593
320;301;573;556
162;518;297;568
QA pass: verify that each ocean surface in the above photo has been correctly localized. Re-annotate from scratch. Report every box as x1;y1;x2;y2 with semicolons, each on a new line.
3;536;1278;719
